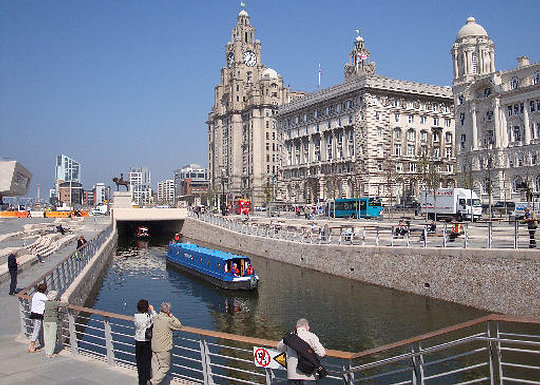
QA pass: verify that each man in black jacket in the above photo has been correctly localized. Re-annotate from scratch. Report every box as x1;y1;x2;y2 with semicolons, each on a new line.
8;251;18;295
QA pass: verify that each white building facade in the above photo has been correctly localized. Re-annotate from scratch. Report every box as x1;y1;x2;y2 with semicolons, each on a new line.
278;34;456;204
452;17;540;203
129;166;152;206
157;179;175;205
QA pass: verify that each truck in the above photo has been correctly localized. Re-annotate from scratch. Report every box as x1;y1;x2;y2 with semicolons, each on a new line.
420;188;482;221
91;204;108;216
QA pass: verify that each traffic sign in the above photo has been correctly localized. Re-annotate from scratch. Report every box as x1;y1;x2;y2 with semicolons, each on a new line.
253;347;286;370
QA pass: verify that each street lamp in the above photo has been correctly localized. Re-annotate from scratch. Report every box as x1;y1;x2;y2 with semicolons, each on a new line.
220;168;226;216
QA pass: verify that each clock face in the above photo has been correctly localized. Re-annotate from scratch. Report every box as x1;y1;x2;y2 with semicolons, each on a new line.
227;52;235;68
242;50;257;67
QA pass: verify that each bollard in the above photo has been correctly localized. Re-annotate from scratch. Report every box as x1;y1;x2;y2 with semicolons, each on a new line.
514;220;518;249
464;223;469;249
390;226;395;247
488;222;493;249
423;226;427;247
104;316;116;366
442;224;447;248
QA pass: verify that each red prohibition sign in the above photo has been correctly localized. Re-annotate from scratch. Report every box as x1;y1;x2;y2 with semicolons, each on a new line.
255;348;271;367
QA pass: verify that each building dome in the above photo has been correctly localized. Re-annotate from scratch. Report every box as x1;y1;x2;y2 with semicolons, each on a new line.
457;17;488;39
261;67;279;80
239;9;248;17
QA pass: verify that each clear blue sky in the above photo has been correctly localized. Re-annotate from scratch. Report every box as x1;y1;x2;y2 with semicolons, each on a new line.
1;0;539;198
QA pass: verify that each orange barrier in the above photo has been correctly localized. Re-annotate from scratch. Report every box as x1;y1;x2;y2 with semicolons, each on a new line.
44;211;90;218
0;211;30;218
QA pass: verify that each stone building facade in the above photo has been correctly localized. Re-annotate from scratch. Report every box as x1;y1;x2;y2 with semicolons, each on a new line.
277;34;456;204
207;9;301;205
452;17;540;203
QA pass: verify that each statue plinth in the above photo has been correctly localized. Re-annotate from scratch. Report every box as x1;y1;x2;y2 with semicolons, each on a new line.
112;191;132;208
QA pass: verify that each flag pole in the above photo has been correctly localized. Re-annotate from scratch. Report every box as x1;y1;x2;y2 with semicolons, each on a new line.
318;63;321;89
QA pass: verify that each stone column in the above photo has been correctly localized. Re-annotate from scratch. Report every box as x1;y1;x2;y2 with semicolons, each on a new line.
493;98;502;148
471;106;478;150
523;104;531;144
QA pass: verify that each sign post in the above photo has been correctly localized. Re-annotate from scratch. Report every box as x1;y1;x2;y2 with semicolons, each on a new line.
253;347;286;370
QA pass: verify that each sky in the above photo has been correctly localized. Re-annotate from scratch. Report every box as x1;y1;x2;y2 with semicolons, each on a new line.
1;0;539;198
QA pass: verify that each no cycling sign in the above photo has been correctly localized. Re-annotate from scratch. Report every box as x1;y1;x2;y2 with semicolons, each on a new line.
253;347;286;370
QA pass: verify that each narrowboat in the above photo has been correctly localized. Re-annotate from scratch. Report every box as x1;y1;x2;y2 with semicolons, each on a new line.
167;243;259;290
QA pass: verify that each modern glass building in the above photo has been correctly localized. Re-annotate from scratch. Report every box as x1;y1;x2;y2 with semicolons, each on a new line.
55;154;81;182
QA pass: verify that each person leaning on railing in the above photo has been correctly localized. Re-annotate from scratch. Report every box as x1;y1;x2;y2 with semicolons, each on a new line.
134;299;157;385
28;283;47;353
43;290;67;357
147;302;183;385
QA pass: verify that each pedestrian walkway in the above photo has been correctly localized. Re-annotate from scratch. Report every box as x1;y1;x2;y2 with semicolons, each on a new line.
0;217;138;385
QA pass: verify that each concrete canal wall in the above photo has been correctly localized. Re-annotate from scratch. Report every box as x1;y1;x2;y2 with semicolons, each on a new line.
181;218;540;317
62;227;117;307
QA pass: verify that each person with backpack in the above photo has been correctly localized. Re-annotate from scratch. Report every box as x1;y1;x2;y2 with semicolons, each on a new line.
524;207;538;248
277;318;326;384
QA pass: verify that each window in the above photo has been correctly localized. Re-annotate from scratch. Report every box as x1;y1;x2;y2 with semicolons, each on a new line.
348;115;353;124
407;129;415;141
531;101;536;113
394;128;402;139
396;163;403;173
375;111;380;120
420;130;427;141
510;77;519;89
508;106;513;116
409;162;416;172
407;144;415;156
486;111;493;120
394;144;402;156
433;147;440;158
433;132;439;142
377;127;383;137
513;126;521;142
377;144;383;156
534;72;540;85
420;116;427;124
472;53;477;74
433;117;439;126
445;132;452;143
394;113;400;122
459;113;465;125
512;177;522;193
408;115;414;124
483;88;491;97
445;118;451;127
458;95;464;105
445;147;452;159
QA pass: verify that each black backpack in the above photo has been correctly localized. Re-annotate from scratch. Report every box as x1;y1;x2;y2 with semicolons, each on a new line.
282;332;328;378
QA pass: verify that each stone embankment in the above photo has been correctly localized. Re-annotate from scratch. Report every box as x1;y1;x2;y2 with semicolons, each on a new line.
182;217;540;317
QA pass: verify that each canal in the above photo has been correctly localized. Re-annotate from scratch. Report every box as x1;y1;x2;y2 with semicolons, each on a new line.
84;234;488;353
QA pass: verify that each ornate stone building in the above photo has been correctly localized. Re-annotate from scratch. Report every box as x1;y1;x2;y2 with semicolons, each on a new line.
207;9;301;205
452;17;540;203
277;33;456;204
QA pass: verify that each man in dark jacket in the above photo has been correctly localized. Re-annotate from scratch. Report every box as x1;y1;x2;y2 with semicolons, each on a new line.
8;251;18;295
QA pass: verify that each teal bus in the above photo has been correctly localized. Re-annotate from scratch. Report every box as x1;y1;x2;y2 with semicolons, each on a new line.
327;197;383;219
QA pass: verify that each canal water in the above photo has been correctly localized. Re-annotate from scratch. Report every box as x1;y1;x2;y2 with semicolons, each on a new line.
85;235;487;353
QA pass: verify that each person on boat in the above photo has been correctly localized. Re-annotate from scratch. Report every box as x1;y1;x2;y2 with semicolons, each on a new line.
245;263;254;276
172;233;180;244
231;263;240;277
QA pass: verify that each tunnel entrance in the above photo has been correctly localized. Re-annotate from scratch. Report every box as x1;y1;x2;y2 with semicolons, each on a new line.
116;220;183;239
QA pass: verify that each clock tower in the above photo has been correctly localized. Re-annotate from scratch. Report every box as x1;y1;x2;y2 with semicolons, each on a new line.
208;8;294;206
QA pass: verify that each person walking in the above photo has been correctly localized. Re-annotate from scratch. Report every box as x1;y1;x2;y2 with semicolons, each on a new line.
148;302;183;385
277;318;326;384
524;207;538;248
29;283;47;352
134;299;156;385
8;251;18;295
43;290;67;357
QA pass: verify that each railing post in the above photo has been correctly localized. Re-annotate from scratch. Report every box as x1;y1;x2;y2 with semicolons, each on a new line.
488;222;493;249
390;226;395;247
411;342;425;385
442;224;447;248
67;308;79;357
487;321;497;385
343;361;355;385
513;220;518;249
265;368;277;385
495;321;504;385
423;226;427;248
362;227;366;246
375;227;380;246
199;337;215;385
104;316;115;366
18;298;28;337
464;223;469;249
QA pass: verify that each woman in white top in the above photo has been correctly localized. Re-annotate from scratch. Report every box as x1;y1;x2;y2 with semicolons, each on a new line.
134;299;156;385
29;283;48;352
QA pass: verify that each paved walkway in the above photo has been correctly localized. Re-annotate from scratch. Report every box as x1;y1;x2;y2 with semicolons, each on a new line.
0;217;140;385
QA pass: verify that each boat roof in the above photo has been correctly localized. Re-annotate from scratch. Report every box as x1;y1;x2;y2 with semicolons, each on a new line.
172;242;250;262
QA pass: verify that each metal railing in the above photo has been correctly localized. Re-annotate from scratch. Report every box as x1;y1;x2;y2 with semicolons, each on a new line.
18;224;114;297
192;212;537;250
16;294;540;385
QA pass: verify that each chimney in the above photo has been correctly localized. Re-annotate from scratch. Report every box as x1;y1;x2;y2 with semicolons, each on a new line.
517;56;530;68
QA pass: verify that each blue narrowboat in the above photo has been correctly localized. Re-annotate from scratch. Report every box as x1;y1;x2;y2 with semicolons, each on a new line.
166;243;259;290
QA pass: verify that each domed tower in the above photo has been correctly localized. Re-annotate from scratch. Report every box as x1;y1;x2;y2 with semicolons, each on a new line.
344;30;376;81
451;17;495;85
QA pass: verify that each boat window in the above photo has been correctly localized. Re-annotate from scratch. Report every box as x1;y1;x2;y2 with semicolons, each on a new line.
217;262;221;269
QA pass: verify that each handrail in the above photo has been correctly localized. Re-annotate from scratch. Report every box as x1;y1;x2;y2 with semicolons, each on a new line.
16;287;540;362
17;224;112;296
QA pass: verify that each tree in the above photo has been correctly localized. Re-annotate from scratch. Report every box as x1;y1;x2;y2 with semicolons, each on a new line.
383;158;397;219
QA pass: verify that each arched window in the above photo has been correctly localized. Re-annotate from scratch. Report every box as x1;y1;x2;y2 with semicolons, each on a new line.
535;175;540;192
512;177;522;193
534;72;540;85
394;127;402;139
407;129;415;141
510;77;519;90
